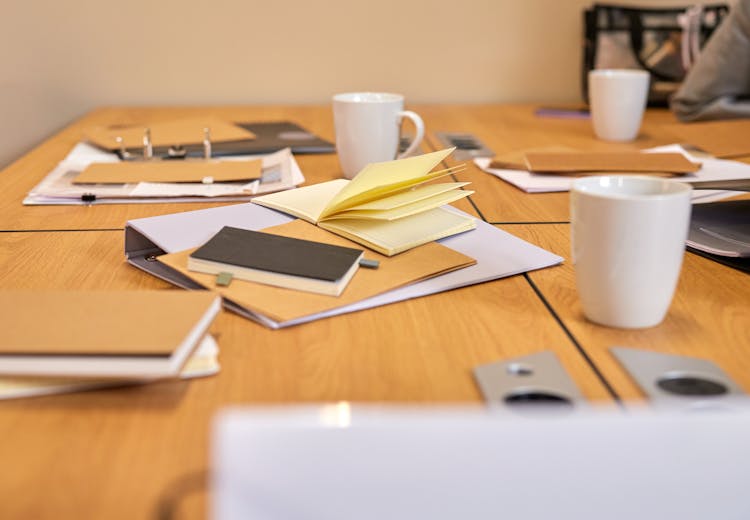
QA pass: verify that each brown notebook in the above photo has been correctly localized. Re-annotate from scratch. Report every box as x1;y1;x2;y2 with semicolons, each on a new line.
157;219;476;324
664;119;750;158
523;151;700;175
85;116;256;151
489;146;575;170
73;159;262;184
0;291;221;378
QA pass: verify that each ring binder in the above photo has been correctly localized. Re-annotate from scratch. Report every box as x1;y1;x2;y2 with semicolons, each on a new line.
117;127;214;162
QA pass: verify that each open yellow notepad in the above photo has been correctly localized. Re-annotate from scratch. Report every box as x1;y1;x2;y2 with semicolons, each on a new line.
252;148;476;256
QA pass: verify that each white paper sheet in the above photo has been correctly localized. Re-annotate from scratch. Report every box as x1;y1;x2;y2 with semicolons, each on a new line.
214;404;750;520
0;334;219;400
24;144;304;205
475;144;749;203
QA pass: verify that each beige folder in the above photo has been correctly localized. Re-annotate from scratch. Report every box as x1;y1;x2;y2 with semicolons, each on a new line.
157;219;476;323
85;116;256;151
523;151;700;175
73;159;263;184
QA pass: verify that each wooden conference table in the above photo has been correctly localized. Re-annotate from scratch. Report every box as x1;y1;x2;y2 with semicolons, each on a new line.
0;105;748;519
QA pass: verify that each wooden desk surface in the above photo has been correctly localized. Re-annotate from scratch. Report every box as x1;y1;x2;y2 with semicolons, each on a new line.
0;106;478;231
421;104;749;222
1;104;748;519
0;230;611;519
503;223;750;401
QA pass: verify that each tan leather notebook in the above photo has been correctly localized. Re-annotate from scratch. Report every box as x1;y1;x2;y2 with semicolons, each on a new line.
489;146;575;170
0;291;221;378
72;159;262;184
157;219;476;323
664;119;750;158
85;116;256;151
523;152;700;175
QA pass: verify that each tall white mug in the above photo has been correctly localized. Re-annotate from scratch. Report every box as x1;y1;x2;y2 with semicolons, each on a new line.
333;92;425;179
570;176;692;329
588;69;649;142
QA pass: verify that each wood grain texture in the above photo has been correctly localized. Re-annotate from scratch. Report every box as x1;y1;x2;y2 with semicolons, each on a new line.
0;229;612;519
501;223;750;401
0;106;479;232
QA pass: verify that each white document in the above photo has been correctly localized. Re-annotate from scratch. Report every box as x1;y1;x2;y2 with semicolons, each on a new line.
214;404;750;520
475;144;748;203
0;334;219;401
24;144;304;205
125;203;563;329
130;180;259;197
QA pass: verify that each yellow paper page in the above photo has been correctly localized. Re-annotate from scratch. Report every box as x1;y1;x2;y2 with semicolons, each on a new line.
251;179;349;223
320;207;476;256
345;182;471;211
323;189;474;221
320;148;455;217
319;167;459;218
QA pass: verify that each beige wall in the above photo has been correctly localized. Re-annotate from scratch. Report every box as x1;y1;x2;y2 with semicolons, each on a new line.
0;0;697;168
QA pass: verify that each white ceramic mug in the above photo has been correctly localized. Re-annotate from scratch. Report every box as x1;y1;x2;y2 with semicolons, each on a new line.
588;69;650;142
570;176;692;329
333;92;425;179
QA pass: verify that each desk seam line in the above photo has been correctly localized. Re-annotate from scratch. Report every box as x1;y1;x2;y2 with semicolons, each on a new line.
428;136;488;222
0;228;123;233
523;272;622;404
490;221;570;226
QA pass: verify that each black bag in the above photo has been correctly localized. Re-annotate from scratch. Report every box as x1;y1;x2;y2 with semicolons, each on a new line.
583;3;730;106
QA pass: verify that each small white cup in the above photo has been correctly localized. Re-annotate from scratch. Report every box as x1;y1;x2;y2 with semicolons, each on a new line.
333;92;425;179
570;176;692;329
588;69;649;142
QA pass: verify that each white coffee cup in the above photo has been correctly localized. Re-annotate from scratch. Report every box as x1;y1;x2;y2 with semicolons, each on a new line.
333;92;425;179
570;176;692;329
588;69;650;142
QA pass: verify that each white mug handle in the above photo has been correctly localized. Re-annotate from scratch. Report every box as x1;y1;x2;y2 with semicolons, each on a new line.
396;110;425;159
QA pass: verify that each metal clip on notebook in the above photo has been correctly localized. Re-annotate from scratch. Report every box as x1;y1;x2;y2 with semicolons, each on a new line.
116;127;213;162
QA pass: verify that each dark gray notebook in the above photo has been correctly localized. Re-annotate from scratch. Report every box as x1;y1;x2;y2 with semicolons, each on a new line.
189;226;363;292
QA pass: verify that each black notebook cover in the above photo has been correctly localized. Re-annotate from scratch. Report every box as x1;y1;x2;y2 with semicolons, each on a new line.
191;226;363;281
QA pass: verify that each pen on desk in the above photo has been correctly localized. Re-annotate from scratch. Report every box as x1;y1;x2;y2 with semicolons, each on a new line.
81;193;96;203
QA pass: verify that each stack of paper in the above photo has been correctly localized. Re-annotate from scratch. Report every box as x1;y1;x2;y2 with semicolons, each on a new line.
476;145;750;202
24;145;304;205
125;201;564;329
0;335;220;401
